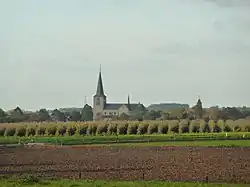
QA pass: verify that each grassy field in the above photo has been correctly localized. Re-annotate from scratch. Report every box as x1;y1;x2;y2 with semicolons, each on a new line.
1;134;250;147
0;178;249;187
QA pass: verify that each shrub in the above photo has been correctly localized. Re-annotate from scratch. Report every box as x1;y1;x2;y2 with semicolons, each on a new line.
137;123;149;135
233;125;241;132
66;126;76;136
217;120;225;131
208;120;216;131
4;127;16;136
244;125;250;132
127;123;138;135
158;123;168;134
107;123;117;135
224;125;233;132
117;123;128;135
179;119;189;133
87;124;97;135
225;120;234;132
26;126;36;136
169;120;179;133
96;124;108;135
212;124;222;133
200;120;211;133
16;126;26;137
0;127;6;136
46;126;57;136
56;125;67;136
189;120;200;133
35;126;46;136
77;125;88;136
147;124;158;134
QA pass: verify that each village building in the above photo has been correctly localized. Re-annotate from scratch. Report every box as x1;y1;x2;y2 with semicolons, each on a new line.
93;68;145;120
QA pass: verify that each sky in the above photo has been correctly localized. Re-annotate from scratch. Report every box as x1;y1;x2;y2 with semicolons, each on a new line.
1;0;250;111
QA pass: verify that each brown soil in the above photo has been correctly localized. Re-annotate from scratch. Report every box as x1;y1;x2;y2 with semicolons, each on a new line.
0;145;250;183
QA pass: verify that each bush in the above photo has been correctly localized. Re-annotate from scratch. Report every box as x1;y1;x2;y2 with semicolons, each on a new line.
0;127;6;136
137;123;149;135
217;120;225;131
158;123;168;134
179;120;189;133
26;126;36;136
169;120;179;133
117;123;128;135
225;120;234;132
233;125;241;132
56;125;67;136
127;123;138;135
4;127;16;136
107;123;117;135
46;126;57;136
66;126;77;136
147;124;158;134
224;125;233;132
96;124;108;135
87;124;97;135
189;120;200;133
35;126;46;136
77;125;88;135
16;126;26;137
200;120;211;133
244;125;250;132
212;124;222;133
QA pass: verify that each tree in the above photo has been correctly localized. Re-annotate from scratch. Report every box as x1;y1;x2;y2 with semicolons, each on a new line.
9;107;26;123
38;109;51;121
51;109;66;122
69;110;81;122
81;104;93;121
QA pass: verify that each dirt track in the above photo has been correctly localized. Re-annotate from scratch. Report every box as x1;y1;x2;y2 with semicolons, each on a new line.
0;145;250;183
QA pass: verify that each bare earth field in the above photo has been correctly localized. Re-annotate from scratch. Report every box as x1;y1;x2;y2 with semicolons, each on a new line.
0;145;250;183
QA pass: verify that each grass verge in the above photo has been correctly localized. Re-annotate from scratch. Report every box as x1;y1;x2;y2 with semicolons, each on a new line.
0;178;249;187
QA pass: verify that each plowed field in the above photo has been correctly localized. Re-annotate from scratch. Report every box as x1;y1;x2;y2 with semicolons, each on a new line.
0;145;250;183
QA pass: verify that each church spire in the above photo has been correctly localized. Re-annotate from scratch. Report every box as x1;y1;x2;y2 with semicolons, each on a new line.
95;65;105;96
127;94;131;110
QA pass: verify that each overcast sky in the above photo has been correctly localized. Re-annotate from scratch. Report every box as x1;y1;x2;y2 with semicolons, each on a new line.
1;0;250;110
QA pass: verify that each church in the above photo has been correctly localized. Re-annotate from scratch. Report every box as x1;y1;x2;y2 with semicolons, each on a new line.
93;68;145;120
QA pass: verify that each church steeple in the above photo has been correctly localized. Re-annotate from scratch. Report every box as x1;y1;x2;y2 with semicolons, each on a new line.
95;65;105;96
127;94;130;110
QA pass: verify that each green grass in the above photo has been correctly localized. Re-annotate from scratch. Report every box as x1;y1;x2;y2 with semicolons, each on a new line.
0;132;250;146
0;179;248;187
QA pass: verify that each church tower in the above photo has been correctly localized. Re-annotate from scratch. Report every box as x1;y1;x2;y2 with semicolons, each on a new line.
93;67;106;120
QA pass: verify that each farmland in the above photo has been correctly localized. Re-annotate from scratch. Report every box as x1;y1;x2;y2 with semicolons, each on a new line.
1;120;250;186
0;145;250;184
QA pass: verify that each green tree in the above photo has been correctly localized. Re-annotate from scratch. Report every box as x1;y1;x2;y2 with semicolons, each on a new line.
9;107;26;123
51;109;66;122
69;110;81;122
81;104;93;121
38;109;51;121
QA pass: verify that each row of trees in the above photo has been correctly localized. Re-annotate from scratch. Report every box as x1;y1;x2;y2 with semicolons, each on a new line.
1;102;250;123
0;105;93;123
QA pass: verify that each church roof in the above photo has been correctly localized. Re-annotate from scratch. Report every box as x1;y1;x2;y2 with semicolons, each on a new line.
104;103;140;110
95;68;105;97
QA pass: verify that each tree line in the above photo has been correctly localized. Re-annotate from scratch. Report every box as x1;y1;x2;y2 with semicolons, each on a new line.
0;104;93;123
0;101;250;123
